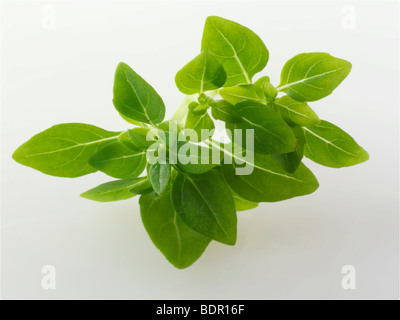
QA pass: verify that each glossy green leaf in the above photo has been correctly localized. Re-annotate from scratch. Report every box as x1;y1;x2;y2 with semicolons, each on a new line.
205;140;319;203
201;16;269;86
113;62;165;125
232;192;259;211
277;53;352;102
185;103;215;142
253;76;270;87
172;170;237;245
140;191;211;269
303;120;369;168
272;126;306;173
80;177;151;202
190;102;210;115
119;128;155;151
89;141;147;179
127;128;155;150
274;96;320;127
118;113;143;126
12;123;120;178
175;51;227;94
211;100;242;123
148;162;171;195
262;82;278;101
219;84;265;105
173;140;219;174
226;100;296;154
158;120;183;135
128;178;153;194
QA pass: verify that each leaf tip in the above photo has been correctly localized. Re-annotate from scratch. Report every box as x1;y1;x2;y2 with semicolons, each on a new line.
12;147;22;163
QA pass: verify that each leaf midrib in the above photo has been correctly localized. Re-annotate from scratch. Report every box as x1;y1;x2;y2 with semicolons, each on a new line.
303;127;357;157
95;151;146;163
205;140;304;183
185;175;230;239
212;23;251;84
90;179;147;196
123;69;153;125
277;67;347;91
274;101;315;120
24;136;119;157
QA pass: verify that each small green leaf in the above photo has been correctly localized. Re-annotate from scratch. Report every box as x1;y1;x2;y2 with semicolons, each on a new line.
219;84;265;105
158;120;183;135
274;96;320;127
140;191;211;269
232;192;259;211
303;120;369;168
272;126;306;173
185;103;215;142
148;163;171;195
226;100;296;154
172;170;237;245
12;123;120;178
118;131;134;148
190;102;209;115
262;82;278;101
202;16;269;86
211;100;242;123
173;141;219;174
277;53;352;102
128;178;153;194
89;141;146;179
127;128;155;150
204;140;319;203
175;51;227;94
113;62;165;125
253;76;270;88
80;177;150;202
119;129;154;151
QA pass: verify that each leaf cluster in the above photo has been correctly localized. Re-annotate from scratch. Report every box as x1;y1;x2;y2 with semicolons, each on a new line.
12;16;368;268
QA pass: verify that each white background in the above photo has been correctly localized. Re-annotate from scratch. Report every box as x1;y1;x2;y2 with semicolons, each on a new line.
1;0;398;299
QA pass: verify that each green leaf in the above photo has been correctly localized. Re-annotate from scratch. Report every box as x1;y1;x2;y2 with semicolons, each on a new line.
185;103;215;142
158;120;184;135
89;141;147;179
113;62;165;125
173;141;219;174
128;178;153;194
140;191;211;269
172;170;237;245
211;100;242;123
253;76;270;88
201;16;269;86
232;192;259;211
262;82;278;101
205;140;319;202
190;102;209;115
148;163;171;195
219;84;265;105
123;127;155;151
118;113;144;126
272;126;306;173
226;100;296;154
274;96;320;127
277;53;352;102
12;123;120;178
303;120;369;168
80;177;151;202
175;51;227;94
